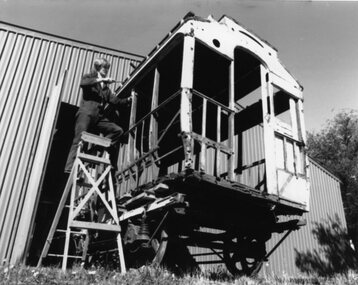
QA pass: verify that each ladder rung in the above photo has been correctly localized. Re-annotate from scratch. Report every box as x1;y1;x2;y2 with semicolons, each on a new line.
77;181;93;188
71;221;121;232
77;153;111;165
81;132;112;147
47;253;83;259
56;229;86;235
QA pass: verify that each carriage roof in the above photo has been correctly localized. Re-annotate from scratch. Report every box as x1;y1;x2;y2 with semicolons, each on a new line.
116;13;302;98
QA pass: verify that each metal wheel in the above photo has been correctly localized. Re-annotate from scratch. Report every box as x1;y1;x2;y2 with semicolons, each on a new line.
223;234;266;277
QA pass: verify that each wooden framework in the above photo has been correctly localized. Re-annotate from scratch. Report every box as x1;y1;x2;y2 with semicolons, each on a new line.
38;133;125;272
114;14;309;212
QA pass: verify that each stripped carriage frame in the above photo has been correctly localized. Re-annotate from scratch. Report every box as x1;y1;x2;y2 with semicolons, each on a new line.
111;13;309;276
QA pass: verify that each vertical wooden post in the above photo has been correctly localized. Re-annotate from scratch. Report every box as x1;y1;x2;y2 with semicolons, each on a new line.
140;120;145;155
216;106;221;176
200;98;207;172
180;35;195;169
289;98;299;175
283;136;288;171
149;68;160;150
297;99;306;143
228;60;235;181
128;90;137;162
289;98;298;141
297;98;308;176
127;90;137;189
149;68;160;179
260;66;277;194
117;234;126;273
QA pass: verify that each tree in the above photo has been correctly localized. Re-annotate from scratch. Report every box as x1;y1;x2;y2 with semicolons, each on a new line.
306;109;358;252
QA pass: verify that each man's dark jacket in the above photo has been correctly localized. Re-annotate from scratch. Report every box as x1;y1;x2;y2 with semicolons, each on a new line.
79;71;128;120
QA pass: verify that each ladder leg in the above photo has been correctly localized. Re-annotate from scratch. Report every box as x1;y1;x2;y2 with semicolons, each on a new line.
62;226;71;271
116;233;126;274
81;230;90;266
37;167;74;267
62;161;79;271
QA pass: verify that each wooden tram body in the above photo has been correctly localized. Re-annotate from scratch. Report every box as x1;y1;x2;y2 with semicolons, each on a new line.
111;13;310;276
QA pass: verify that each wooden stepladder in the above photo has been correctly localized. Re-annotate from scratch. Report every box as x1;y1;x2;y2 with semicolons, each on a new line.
37;132;126;273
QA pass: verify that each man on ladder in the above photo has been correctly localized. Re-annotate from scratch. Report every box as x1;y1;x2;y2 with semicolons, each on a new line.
64;57;133;175
38;58;133;272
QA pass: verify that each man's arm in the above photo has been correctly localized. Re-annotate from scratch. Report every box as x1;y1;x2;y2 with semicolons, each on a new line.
108;92;132;105
80;73;99;86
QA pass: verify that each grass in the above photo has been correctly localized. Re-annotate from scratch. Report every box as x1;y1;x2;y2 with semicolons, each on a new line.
1;264;358;285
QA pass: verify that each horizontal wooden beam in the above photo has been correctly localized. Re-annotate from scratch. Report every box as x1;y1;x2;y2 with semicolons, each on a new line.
80;132;112;147
70;221;121;232
189;132;233;155
192;89;235;114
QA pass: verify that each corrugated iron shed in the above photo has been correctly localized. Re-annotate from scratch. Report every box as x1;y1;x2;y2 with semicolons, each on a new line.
0;21;143;264
263;158;345;276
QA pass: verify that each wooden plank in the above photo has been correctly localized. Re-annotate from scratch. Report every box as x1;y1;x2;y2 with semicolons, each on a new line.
70;221;122;232
149;68;160;150
283;136;288;171
77;153;111;165
48;254;83;259
180;35;195;89
62;155;79;271
81;132;111;147
128;90;138;189
119;193;185;221
122;192;156;210
148;68;160;183
192;89;235;114
190;132;233;155
228;60;235;181
116;233;126;273
200;98;207;172
140;120;145;156
297;99;306;143
128;90;138;165
180;35;195;169
181;88;193;168
216;106;221;176
260;66;277;195
19;71;68;266
289;98;298;141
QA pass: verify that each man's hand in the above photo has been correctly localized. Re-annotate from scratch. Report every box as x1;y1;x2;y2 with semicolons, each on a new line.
102;77;117;84
127;93;136;103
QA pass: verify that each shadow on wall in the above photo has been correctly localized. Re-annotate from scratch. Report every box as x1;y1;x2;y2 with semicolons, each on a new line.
295;214;358;276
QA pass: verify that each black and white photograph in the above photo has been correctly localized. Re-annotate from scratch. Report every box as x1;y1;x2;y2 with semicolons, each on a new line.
0;1;358;284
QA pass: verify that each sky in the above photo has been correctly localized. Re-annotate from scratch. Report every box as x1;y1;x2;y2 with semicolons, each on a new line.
1;0;358;132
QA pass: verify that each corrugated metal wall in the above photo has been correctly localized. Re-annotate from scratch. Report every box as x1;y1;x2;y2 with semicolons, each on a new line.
263;158;346;276
0;21;143;265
